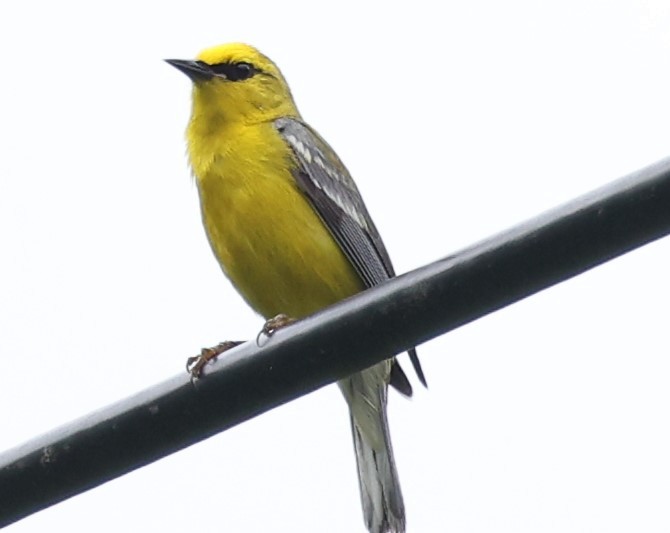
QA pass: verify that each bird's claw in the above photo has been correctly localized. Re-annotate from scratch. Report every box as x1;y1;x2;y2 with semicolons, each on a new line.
186;341;243;380
256;313;297;345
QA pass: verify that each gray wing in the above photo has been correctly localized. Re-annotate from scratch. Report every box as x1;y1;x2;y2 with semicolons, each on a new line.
274;117;426;391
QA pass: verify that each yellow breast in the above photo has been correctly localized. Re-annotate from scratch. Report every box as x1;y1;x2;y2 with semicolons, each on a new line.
189;121;363;319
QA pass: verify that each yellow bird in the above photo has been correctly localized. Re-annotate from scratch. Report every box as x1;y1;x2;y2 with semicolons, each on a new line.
166;43;426;533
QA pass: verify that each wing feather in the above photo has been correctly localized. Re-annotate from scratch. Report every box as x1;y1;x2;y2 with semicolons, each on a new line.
275;117;426;390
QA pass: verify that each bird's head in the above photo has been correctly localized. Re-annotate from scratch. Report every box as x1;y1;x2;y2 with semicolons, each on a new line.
166;43;299;126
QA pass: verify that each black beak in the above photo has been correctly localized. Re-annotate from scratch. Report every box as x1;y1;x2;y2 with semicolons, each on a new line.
165;59;213;81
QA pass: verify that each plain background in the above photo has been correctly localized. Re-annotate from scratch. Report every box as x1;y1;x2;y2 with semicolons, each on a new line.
1;1;669;531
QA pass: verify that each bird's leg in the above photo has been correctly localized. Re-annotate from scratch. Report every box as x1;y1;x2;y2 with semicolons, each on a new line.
188;314;296;379
186;340;244;380
257;313;297;344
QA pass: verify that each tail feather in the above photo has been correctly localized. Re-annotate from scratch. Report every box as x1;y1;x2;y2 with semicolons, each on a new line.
340;362;405;533
351;416;405;533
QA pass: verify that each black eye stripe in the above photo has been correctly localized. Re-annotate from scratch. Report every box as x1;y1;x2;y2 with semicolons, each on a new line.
208;61;258;81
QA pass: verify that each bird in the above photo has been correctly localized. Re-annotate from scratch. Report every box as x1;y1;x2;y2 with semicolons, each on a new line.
166;43;426;533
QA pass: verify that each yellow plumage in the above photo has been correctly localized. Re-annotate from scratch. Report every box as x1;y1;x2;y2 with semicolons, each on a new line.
190;119;362;318
167;42;420;533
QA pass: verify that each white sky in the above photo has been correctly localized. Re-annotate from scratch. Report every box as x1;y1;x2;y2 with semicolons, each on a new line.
1;1;669;532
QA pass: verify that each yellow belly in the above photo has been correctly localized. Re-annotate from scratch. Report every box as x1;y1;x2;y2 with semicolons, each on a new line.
193;123;363;319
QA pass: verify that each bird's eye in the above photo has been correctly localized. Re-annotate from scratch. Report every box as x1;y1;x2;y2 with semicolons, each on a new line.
231;62;255;81
210;61;257;81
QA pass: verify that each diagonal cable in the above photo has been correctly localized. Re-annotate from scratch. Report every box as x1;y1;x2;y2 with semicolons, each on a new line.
1;157;669;527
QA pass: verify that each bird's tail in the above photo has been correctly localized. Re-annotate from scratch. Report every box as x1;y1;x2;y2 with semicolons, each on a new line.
340;364;405;533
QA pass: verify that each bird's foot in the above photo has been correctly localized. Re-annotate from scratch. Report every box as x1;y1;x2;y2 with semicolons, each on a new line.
186;340;244;380
256;313;297;345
